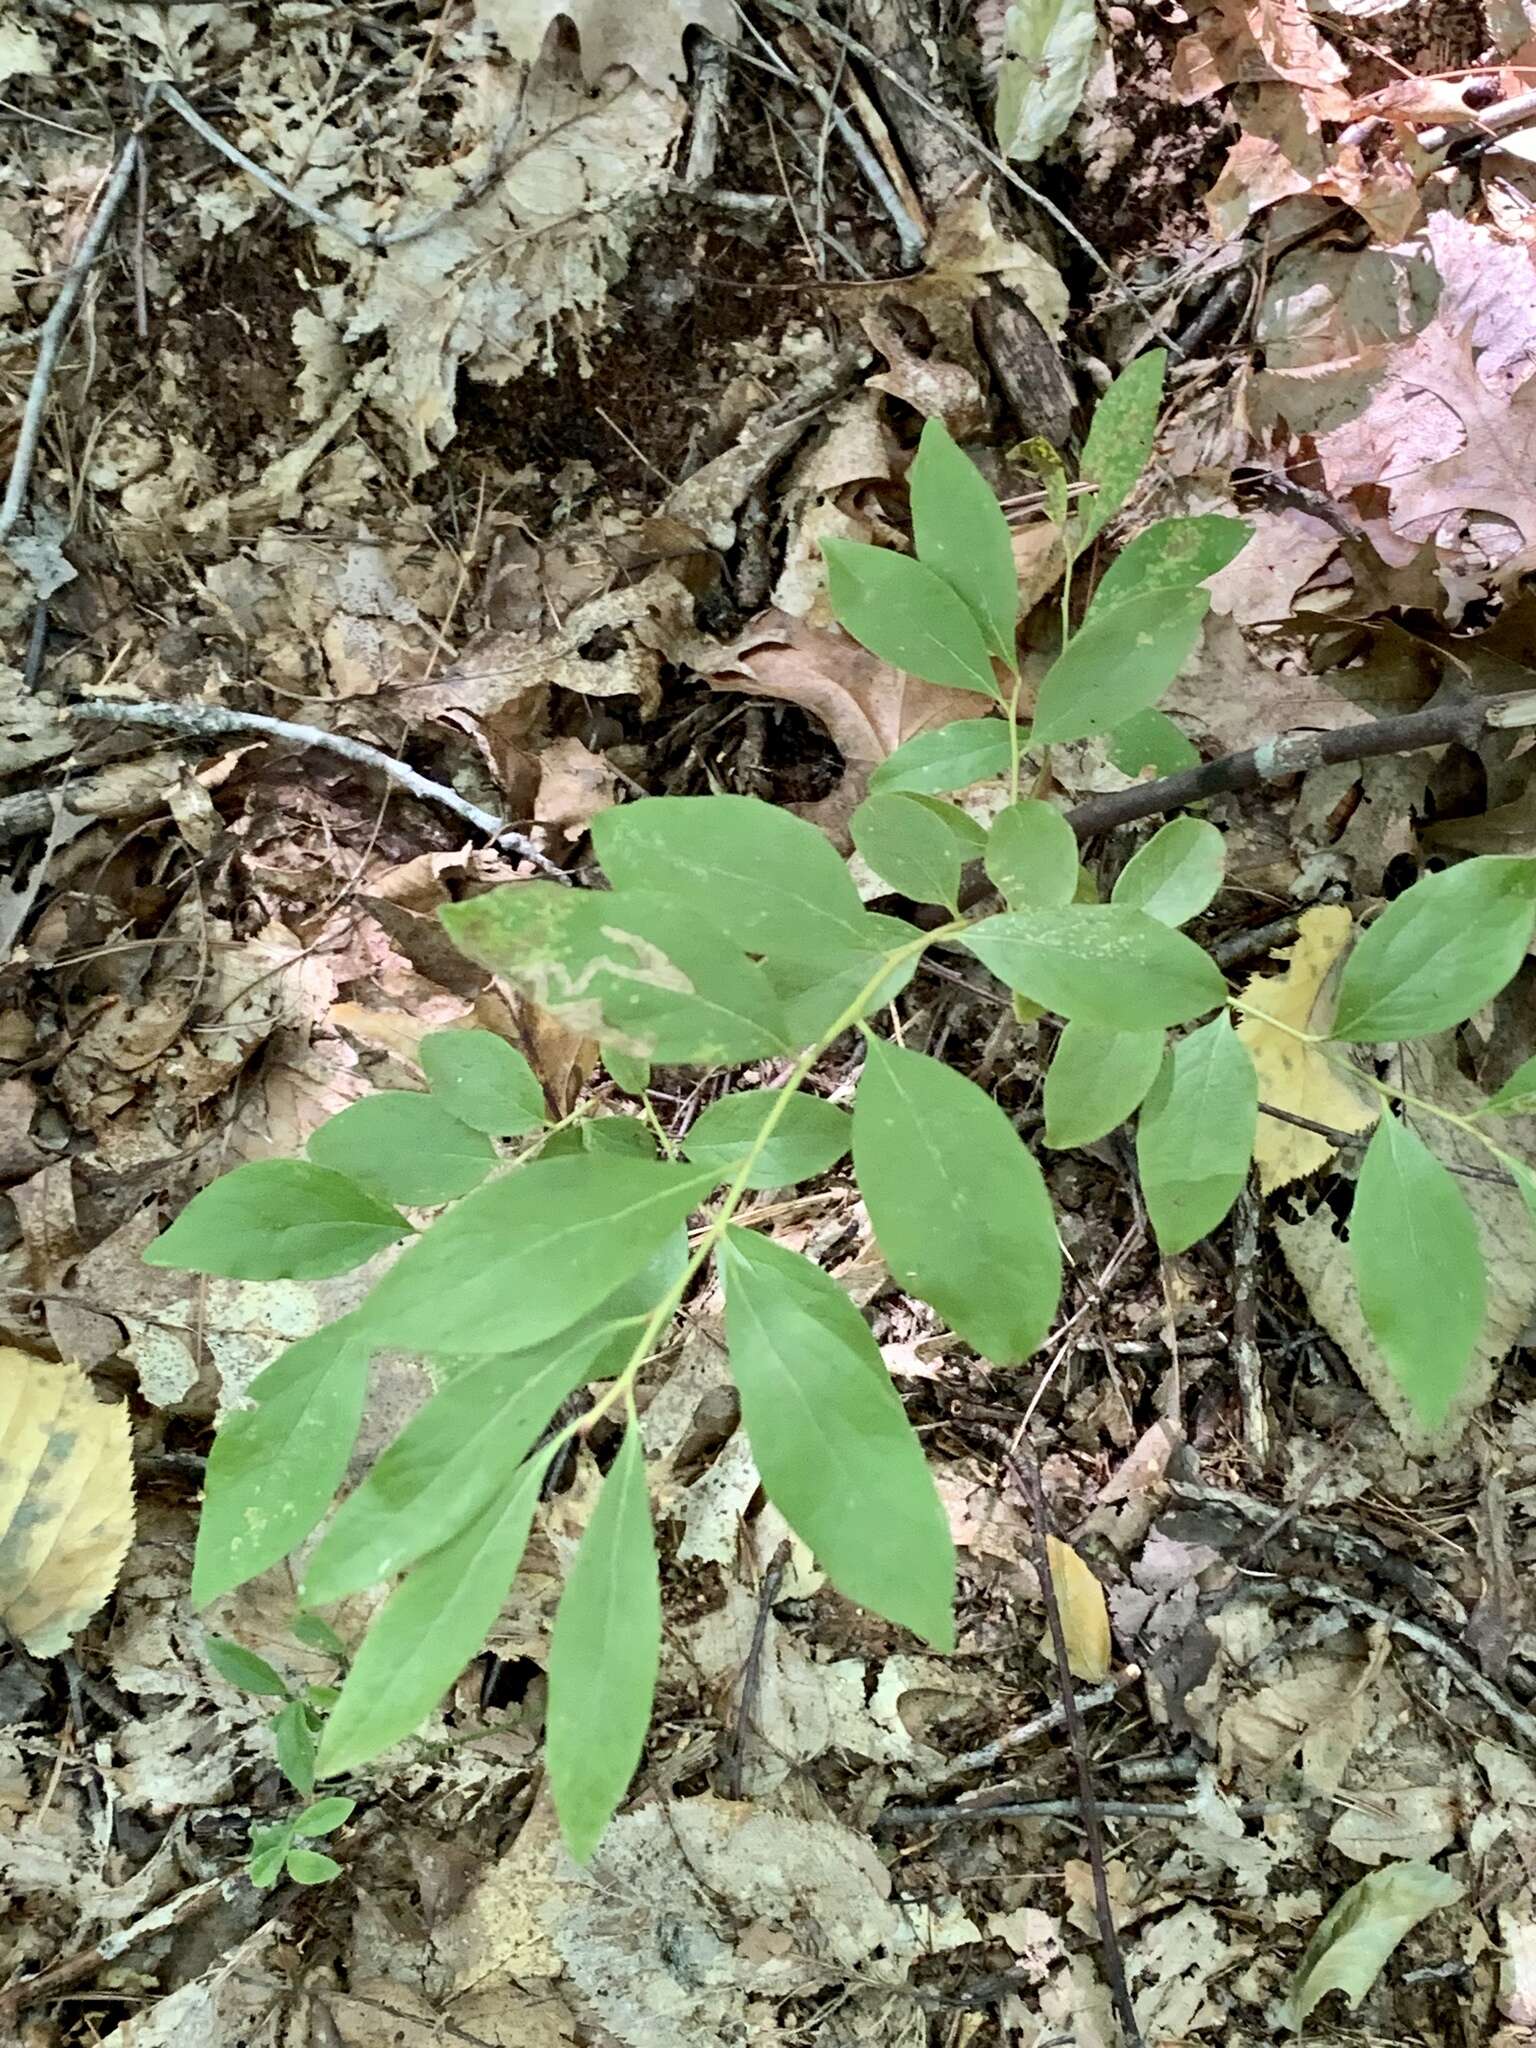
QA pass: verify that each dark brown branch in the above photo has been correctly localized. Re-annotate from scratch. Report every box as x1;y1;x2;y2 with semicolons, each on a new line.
1004;1445;1145;2048
1063;689;1536;839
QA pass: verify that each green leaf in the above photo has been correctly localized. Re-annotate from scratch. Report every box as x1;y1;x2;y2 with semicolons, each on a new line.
1487;1055;1536;1114
1350;1115;1485;1430
207;1636;288;1696
1111;817;1224;927
763;911;925;1045
144;1162;409;1281
594;795;867;960
681;1090;851;1190
1331;857;1536;1043
581;1116;656;1160
963;906;1225;1029
985;799;1079;909
442;884;791;1064
307;1092;494;1208
303;1323;626;1603
290;1613;347;1662
292;1796;355;1837
420;1028;546;1134
823;537;1000;697
605;1050;651;1096
1044;1022;1164;1148
286;1849;342;1885
1287;1863;1464;2030
355;1157;715;1355
720;1226;955;1648
996;0;1098;163
247;1835;290;1889
1031;586;1208;745
1091;515;1251;614
273;1698;317;1795
908;417;1019;666
852;791;966;910
192;1322;370;1607
1074;351;1167;549
1110;706;1198;777
316;1450;552;1778
868;719;1013;796
546;1422;660;1861
1135;1016;1257;1253
854;1037;1059;1363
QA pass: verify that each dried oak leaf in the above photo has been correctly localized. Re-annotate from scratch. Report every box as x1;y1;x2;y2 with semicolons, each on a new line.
1236;906;1379;1192
0;1352;134;1655
1318;316;1536;576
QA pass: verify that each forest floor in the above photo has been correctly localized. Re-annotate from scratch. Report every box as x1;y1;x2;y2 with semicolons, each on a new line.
7;2;1536;2043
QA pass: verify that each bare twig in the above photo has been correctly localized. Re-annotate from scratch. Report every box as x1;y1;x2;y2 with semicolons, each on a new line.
723;1539;790;1798
935;1664;1141;1791
1258;1102;1514;1188
0;1876;233;2019
1231;1180;1268;1469
878;1793;1290;1827
151;81;374;249
0;133;142;542
1283;1577;1536;1752
66;701;569;880
1063;690;1536;839
1004;1446;1145;2048
777;30;926;266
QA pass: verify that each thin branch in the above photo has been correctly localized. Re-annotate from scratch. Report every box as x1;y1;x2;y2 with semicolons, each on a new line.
933;1664;1140;1789
151;82;374;249
66;701;570;881
0;133;142;542
1063;689;1536;839
1004;1445;1145;2048
1257;1102;1515;1187
878;1793;1289;1828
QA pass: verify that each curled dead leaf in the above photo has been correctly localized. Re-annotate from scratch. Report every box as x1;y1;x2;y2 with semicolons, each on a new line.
1236;906;1379;1191
0;1351;135;1655
1038;1534;1111;1682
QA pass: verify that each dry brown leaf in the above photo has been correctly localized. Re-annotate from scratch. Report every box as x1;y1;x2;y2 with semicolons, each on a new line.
1038;1535;1111;1682
475;0;735;91
1172;0;1350;107
0;1351;135;1655
1236;907;1380;1191
534;737;619;843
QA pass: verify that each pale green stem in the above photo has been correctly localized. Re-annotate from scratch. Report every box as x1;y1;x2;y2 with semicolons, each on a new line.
636;1091;678;1159
537;927;955;1455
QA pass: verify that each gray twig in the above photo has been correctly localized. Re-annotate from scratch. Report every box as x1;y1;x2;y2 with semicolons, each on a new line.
1004;1445;1145;2048
1231;1181;1268;1469
0;134;143;543
66;701;569;881
1063;689;1536;840
152;81;374;250
878;1794;1291;1828
934;1665;1140;1789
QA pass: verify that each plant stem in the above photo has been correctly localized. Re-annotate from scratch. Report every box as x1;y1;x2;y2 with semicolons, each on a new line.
539;927;950;1455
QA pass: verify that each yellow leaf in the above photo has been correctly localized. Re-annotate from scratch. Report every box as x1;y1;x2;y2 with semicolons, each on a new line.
1037;1535;1110;1682
1236;906;1379;1193
0;1351;135;1655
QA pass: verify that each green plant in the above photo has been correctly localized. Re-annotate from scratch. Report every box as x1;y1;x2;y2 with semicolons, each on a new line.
206;1627;351;1885
246;1797;355;1890
153;355;1536;1862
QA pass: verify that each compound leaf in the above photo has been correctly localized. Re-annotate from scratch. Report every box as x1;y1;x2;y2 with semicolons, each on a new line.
546;1421;660;1861
192;1321;371;1607
852;791;966;910
315;1450;553;1778
419;1028;546;1134
681;1090;851;1190
1136;1015;1257;1253
1043;1022;1164;1149
144;1161;409;1281
1350;1114;1485;1430
985;798;1079;909
823;537;1000;697
909;416;1018;665
1031;586;1208;745
1111;816;1224;928
721;1226;955;1649
854;1036;1060;1363
594;794;867;960
354;1157;715;1355
442;884;791;1065
1075;350;1166;549
308;1092;494;1208
868;719;1013;796
963;906;1224;1029
1331;857;1536;1043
